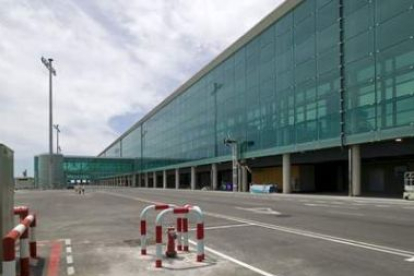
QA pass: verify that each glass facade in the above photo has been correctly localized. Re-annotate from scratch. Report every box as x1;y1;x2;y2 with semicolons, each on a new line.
344;0;414;142
100;0;414;172
63;157;135;182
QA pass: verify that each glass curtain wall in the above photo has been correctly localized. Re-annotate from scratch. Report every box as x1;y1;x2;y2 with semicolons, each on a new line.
101;0;414;172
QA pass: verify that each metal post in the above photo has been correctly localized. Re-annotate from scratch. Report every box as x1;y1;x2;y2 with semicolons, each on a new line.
153;171;157;188
191;167;196;190
163;170;167;189
41;57;56;188
54;124;60;154
232;144;238;192
349;145;361;196
211;164;218;190
175;169;180;189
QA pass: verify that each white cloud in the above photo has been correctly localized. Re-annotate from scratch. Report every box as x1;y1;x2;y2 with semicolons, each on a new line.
0;0;284;176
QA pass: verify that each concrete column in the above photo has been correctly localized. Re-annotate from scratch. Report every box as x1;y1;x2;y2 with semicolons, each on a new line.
241;166;248;192
163;170;167;189
211;164;218;190
153;171;157;188
132;175;136;187
349;145;361;196
175;168;180;189
283;153;291;194
145;173;149;188
138;173;142;187
191;167;196;190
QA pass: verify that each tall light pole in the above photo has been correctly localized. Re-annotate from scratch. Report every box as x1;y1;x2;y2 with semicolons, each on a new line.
41;57;56;188
53;124;60;154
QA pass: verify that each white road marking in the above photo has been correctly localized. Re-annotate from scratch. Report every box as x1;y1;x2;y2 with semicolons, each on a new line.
101;191;414;261
65;239;71;246
236;207;282;215
67;266;75;275
189;224;252;231
66;247;72;254
304;203;329;207
188;240;279;276
328;211;364;217
66;255;73;264
203;211;414;260
405;257;414;262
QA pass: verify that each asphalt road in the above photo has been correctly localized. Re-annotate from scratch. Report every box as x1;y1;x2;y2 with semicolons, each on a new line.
15;188;414;276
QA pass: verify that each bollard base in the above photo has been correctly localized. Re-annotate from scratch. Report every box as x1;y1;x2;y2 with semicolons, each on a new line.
166;250;177;258
155;260;162;268
197;254;204;262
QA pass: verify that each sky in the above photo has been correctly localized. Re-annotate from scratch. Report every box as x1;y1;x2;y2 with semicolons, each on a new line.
0;0;284;177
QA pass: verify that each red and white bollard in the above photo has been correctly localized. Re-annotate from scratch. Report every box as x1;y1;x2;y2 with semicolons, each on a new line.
176;217;182;251
154;206;204;268
2;214;35;276
165;227;177;258
13;206;29;221
139;204;176;255
29;214;37;258
182;215;189;252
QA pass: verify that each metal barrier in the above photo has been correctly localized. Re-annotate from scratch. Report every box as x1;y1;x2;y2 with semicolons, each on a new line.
139;204;176;255
13;206;37;258
2;214;36;276
154;206;204;268
13;206;29;221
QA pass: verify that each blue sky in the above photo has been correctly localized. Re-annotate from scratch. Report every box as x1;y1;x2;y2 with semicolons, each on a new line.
0;0;284;176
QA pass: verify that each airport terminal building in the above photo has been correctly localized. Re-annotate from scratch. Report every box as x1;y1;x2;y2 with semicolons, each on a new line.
37;0;414;197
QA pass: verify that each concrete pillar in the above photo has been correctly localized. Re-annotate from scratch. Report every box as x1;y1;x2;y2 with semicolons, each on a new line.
138;173;142;187
153;171;157;188
241;166;248;192
145;173;149;188
0;144;14;272
163;170;167;189
191;167;196;190
211;164;218;190
283;153;291;194
175;168;180;189
349;145;361;196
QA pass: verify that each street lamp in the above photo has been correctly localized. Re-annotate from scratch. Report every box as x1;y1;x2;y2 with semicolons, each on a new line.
53;124;61;154
41;57;56;188
224;137;238;192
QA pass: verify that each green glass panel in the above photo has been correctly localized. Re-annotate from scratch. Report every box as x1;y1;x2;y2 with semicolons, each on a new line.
377;39;414;76
344;30;374;64
294;16;316;45
377;0;413;23
344;0;370;16
295;35;316;64
317;0;338;31
344;2;374;39
317;23;339;54
294;0;315;24
377;10;414;51
318;46;340;75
